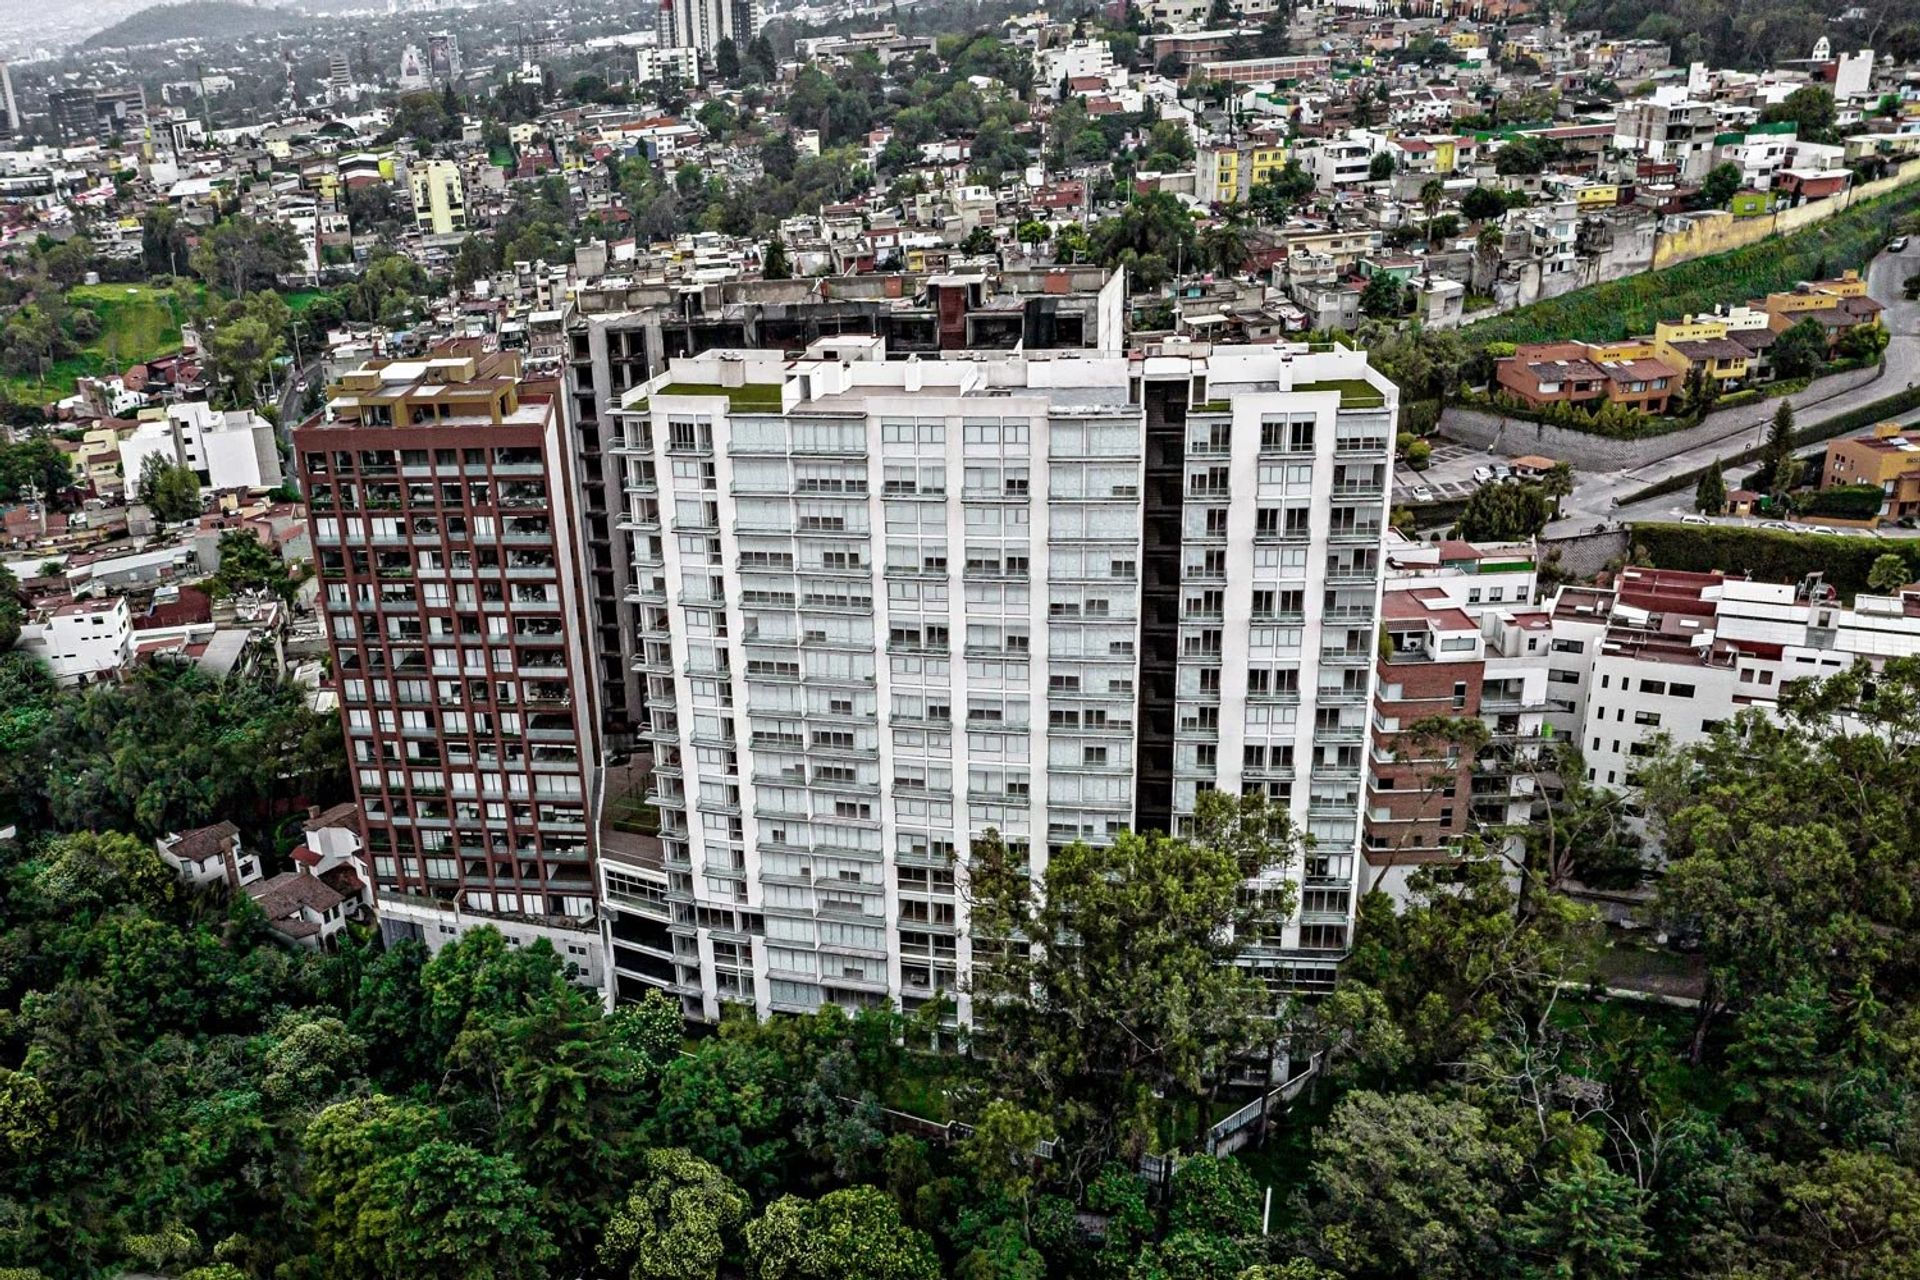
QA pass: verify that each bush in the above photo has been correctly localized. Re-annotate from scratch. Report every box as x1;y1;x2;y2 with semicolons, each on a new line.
1799;484;1886;520
1396;431;1416;455
1408;439;1433;470
1633;523;1920;601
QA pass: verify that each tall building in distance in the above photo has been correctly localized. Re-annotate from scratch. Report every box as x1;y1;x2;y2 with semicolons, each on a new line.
0;62;19;137
293;344;609;986
656;0;762;58
596;337;1396;1021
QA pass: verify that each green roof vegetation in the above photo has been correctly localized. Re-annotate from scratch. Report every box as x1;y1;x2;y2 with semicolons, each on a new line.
655;381;786;409
1294;378;1388;408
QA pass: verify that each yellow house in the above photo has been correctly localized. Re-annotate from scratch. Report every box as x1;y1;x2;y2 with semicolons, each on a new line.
1573;182;1619;207
1199;146;1241;204
1448;31;1483;49
1432;137;1457;174
1586;337;1660;362
1248;145;1289;186
1652;319;1750;387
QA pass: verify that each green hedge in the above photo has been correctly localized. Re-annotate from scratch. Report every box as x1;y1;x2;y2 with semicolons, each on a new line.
1622;382;1920;504
1800;484;1888;520
1632;523;1917;601
1462;179;1920;346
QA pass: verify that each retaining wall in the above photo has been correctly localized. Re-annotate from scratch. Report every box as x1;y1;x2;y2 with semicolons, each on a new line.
1650;157;1920;270
1538;529;1630;579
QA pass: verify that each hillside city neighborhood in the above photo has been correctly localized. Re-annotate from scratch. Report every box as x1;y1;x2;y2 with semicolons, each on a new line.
4;0;1920;1277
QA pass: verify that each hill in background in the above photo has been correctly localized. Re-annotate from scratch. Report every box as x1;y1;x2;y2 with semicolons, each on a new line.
82;1;306;49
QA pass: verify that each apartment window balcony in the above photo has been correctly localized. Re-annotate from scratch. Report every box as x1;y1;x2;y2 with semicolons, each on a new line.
1328;524;1383;545
1334;436;1391;457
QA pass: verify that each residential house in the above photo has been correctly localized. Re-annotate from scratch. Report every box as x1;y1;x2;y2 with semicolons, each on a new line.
16;596;133;684
1495;339;1677;414
1651;318;1751;390
157;820;262;890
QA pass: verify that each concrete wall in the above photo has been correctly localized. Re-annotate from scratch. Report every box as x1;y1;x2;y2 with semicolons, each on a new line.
1441;361;1884;469
1539;528;1630;578
1650;159;1920;270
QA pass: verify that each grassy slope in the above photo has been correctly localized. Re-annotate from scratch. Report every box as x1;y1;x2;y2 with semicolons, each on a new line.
1462;178;1920;346
2;283;197;404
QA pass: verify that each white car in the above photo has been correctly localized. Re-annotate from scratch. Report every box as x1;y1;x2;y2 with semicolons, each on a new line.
1807;525;1837;535
1680;514;1713;526
1892;236;1911;253
1472;465;1494;483
1410;484;1434;502
1759;520;1793;531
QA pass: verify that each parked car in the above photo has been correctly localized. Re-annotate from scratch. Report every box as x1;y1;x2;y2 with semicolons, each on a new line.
1681;514;1713;526
1410;484;1434;502
1891;236;1911;253
1490;464;1513;481
1807;524;1838;535
1759;520;1793;531
1472;465;1494;483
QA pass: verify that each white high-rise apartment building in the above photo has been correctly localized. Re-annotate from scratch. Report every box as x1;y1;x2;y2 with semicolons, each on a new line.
599;337;1396;1020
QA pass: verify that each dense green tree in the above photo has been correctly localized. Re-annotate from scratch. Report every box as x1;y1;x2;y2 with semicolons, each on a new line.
598;1148;750;1280
138;454;201;522
208;529;296;601
1453;479;1551;540
1770;318;1828;380
969;791;1298;1163
1701;162;1743;208
1505;1153;1655;1280
189;217;300;296
1360;270;1405;319
1695;457;1727;514
0;440;72;502
1753;398;1798;498
1763;86;1837;139
762;236;793;280
1305;1090;1524;1279
746;1186;940;1280
1168;1155;1260;1237
714;37;741;82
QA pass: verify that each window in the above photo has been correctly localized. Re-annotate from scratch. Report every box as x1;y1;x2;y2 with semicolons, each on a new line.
1668;682;1695;698
1633;710;1661;726
1551;638;1585;654
1639;678;1666;695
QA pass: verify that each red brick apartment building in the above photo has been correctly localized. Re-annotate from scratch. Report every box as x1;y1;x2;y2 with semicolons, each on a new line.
294;341;609;985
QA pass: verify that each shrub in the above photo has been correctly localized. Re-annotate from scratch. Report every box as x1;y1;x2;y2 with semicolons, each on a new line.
1799;484;1886;520
1408;440;1433;469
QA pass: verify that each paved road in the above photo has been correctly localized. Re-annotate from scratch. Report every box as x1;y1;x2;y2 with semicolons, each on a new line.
1499;246;1920;536
276;357;325;443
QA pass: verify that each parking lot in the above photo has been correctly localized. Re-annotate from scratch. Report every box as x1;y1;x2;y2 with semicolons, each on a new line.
1394;440;1487;503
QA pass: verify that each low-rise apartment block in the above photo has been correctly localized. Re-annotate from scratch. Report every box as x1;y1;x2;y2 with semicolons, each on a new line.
1366;539;1549;896
1821;422;1920;519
